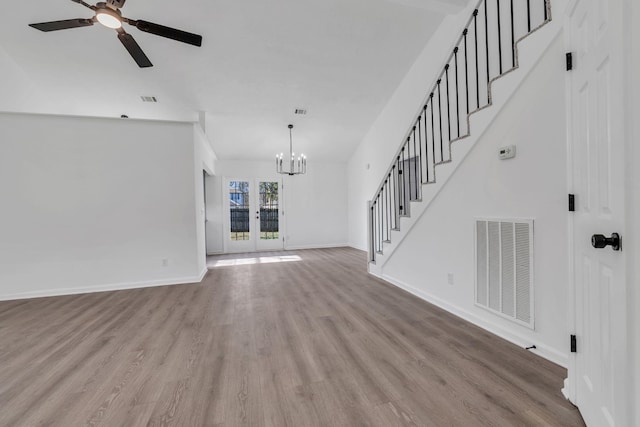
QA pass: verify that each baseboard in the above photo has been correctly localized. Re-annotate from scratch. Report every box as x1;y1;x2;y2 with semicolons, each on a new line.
349;242;368;252
561;378;574;402
561;383;569;400
284;243;349;250
0;270;209;302
196;267;208;281
381;273;568;368
347;246;368;254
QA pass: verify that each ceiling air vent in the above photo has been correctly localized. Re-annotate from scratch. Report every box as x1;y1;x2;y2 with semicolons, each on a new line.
141;96;158;103
294;108;307;115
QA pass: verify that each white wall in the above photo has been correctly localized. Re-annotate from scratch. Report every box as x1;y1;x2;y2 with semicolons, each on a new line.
0;113;212;300
347;3;476;250
378;36;568;364
209;160;348;251
205;175;224;254
194;125;216;269
0;45;49;114
283;162;348;249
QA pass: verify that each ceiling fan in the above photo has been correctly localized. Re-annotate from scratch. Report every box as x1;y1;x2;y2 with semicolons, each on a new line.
28;0;202;68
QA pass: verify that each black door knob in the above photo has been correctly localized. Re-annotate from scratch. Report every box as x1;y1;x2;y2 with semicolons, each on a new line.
591;233;621;251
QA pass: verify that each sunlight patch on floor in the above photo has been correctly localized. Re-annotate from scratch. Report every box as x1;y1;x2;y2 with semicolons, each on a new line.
208;255;302;268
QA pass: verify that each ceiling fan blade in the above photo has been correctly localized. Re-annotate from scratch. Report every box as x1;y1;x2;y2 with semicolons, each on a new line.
29;18;94;32
130;20;202;47
70;0;96;11
117;30;153;68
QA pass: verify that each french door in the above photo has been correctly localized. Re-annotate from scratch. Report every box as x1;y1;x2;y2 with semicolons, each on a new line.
225;178;283;253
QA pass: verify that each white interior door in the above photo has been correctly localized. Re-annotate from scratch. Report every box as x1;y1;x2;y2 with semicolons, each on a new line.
225;178;283;253
567;0;627;425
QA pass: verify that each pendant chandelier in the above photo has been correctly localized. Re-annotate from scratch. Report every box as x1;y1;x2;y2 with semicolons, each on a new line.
276;124;306;175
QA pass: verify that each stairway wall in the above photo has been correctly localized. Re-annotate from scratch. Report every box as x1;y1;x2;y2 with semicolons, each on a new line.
346;3;476;251
381;35;568;365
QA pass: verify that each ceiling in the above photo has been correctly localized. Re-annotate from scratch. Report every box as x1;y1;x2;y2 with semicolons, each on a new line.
0;0;470;161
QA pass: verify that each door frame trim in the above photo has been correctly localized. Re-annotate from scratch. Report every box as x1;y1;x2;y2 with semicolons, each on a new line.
624;1;639;424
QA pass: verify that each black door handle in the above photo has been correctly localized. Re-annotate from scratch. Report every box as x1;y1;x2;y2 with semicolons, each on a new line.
591;233;621;251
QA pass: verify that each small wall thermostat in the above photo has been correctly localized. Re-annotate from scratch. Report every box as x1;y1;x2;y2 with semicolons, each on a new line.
499;145;516;160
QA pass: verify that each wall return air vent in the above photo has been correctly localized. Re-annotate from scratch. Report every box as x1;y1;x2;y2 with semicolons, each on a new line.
475;218;534;329
141;96;158;103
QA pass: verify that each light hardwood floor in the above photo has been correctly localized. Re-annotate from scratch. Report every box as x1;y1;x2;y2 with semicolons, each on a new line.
0;247;584;426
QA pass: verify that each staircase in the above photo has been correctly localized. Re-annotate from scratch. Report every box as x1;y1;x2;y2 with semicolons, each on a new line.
368;0;556;271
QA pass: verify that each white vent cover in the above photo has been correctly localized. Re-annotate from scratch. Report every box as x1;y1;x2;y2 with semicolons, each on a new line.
294;108;307;115
141;96;158;103
475;219;534;328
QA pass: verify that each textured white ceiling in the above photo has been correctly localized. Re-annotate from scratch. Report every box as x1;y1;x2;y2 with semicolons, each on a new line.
0;0;470;161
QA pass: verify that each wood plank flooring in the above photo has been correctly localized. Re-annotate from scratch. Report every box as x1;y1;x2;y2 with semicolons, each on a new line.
0;247;584;426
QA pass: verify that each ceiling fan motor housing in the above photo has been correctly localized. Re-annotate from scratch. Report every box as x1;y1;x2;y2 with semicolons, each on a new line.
106;0;126;9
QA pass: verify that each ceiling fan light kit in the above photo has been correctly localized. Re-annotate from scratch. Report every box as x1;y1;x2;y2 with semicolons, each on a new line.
95;6;122;29
28;0;203;68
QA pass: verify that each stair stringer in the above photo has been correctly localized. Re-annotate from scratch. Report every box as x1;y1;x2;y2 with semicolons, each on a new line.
369;12;563;276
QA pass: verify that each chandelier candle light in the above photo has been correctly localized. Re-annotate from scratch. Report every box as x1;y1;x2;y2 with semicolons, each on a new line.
276;124;307;175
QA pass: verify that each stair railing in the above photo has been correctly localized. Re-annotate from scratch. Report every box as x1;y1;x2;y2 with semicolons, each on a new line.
369;0;551;263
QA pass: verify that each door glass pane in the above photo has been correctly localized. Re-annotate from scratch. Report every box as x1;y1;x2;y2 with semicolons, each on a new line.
259;181;279;240
229;181;250;241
